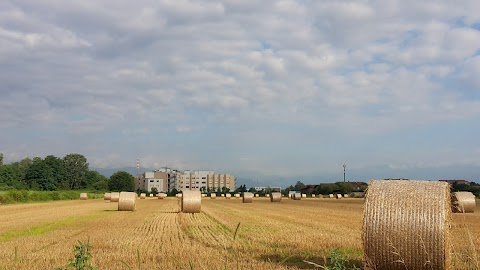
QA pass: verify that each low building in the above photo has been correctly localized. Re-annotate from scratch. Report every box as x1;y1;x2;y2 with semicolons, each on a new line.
254;187;281;192
134;171;168;192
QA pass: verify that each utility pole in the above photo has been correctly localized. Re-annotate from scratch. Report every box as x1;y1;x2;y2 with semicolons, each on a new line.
343;163;346;182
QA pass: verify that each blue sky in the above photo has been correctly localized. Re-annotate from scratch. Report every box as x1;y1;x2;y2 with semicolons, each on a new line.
1;0;480;186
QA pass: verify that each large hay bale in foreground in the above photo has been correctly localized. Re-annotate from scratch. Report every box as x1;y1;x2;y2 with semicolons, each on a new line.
243;192;253;203
104;192;111;200
270;192;281;202
293;193;301;200
118;192;136;211
110;192;120;202
181;190;201;213
210;193;216;199
363;180;451;270
452;191;476;213
226;193;232;199
80;193;88;200
140;193;146;199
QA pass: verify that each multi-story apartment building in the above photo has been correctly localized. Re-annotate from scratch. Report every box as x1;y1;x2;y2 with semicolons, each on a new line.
136;169;236;193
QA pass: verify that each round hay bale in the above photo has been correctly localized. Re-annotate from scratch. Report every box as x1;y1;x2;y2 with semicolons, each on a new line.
243;192;253;203
336;194;342;199
118;192;136;211
266;194;270;198
104;192;111;200
255;194;259;197
181;190;201;213
235;194;240;198
344;194;349;198
270;192;281;202
80;193;88;200
452;191;476;213
176;193;182;198
301;194;306;198
226;193;232;199
294;193;302;200
157;193;166;199
363;180;451;270
201;194;206;197
110;192;120;202
211;193;216;199
149;194;153;197
140;193;146;199
329;194;334;198
311;194;315;198
221;194;225;197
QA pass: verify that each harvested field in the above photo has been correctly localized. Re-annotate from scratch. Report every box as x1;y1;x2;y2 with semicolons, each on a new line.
0;197;478;269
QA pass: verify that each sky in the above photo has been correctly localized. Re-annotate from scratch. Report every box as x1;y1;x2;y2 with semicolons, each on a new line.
1;0;480;186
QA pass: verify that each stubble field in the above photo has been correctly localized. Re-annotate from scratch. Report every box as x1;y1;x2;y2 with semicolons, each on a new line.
0;197;478;269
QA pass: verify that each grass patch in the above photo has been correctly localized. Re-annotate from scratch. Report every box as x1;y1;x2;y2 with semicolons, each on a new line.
0;190;103;205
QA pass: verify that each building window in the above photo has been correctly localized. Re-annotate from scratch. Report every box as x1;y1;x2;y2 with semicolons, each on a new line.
186;186;189;188
150;180;154;182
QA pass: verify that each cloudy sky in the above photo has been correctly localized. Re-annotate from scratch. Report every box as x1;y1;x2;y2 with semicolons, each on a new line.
1;0;480;184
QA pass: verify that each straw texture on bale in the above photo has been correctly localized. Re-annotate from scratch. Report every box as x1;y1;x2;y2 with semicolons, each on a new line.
311;194;315;198
344;194;349;198
176;193;182;198
140;193;146;199
226;193;232;199
80;193;88;200
329;194;334;198
255;194;259;197
452;191;476;213
157;193;166;199
149;194;153;197
301;194;306;198
201;194;206;197
118;192;136;211
294;193;301;200
210;193;216;199
266;194;270;197
243;192;253;203
235;194;240;198
221;194;225;197
336;194;342;199
181;190;201;213
270;192;281;202
104;192;111;200
110;192;120;202
362;180;451;270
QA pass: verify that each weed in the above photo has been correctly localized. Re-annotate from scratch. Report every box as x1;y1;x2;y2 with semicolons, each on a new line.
56;240;97;270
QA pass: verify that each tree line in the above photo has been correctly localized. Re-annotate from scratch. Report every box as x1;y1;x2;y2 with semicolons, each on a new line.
0;152;133;192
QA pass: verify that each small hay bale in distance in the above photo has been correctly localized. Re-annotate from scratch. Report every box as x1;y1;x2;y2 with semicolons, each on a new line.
311;194;315;198
243;192;253;203
452;191;476;213
255;194;259;197
110;192;120;202
344;194;349;198
363;180;451;270
176;193;182;198
181;190;201;213
201;194;206;197
104;192;111;201
301;194;306;198
149;194;153;197
221;194;225;197
118;192;136;211
293;193;302;200
336;194;342;199
235;194;240;198
266;194;270;198
226;193;232;199
157;193;166;199
210;193;216;199
140;193;146;199
329;194;334;198
80;193;88;200
270;192;281;202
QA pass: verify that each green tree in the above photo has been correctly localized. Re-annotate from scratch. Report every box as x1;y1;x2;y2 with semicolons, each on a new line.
0;152;3;165
25;157;56;190
63;154;89;190
84;170;108;189
44;155;64;186
0;164;25;189
294;181;305;191
12;157;32;183
108;171;134;192
151;187;158;196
